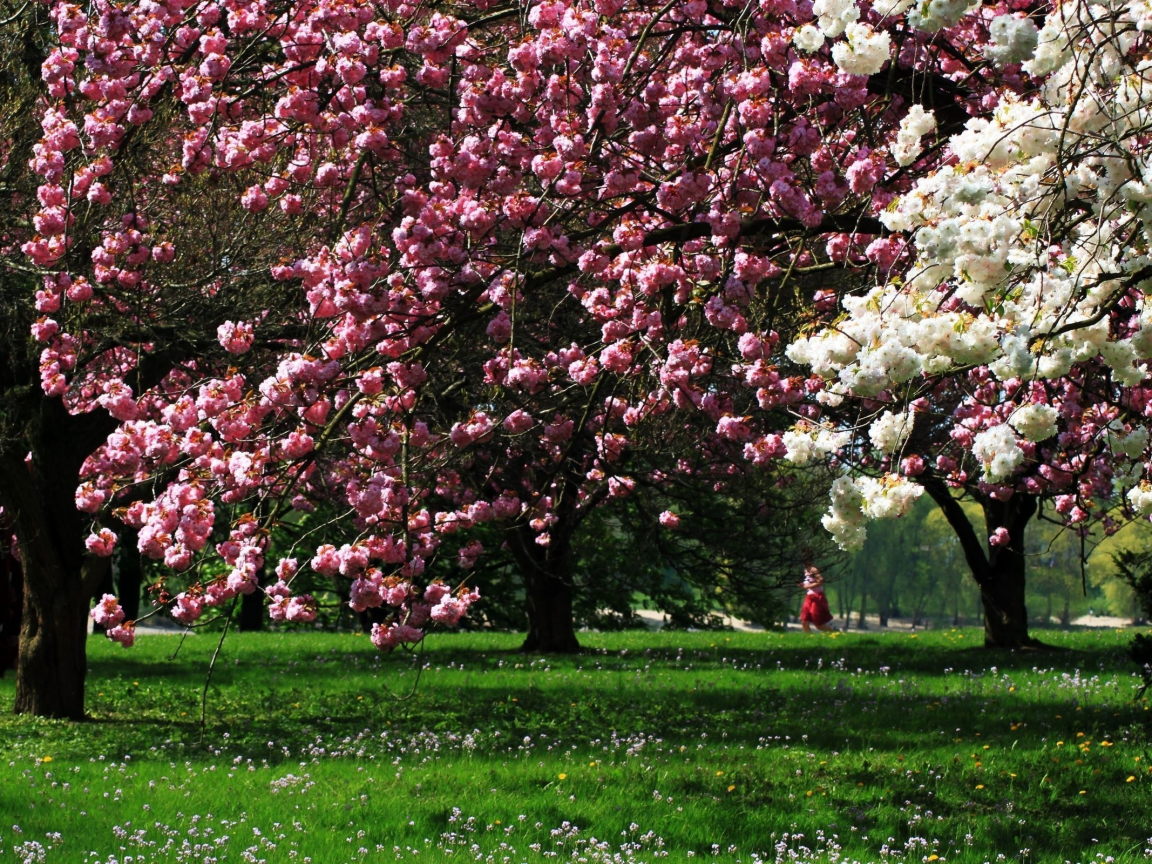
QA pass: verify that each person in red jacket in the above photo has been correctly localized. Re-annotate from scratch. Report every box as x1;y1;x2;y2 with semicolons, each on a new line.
798;554;836;633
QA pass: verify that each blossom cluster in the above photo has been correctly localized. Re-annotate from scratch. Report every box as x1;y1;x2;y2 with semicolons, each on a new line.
788;0;1152;548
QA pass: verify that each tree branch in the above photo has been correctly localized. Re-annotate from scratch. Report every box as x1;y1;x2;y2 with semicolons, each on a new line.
921;472;990;586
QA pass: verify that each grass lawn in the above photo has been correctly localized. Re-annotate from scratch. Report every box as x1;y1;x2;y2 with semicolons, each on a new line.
0;627;1150;863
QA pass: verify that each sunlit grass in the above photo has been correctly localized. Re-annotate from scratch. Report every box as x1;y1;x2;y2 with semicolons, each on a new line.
0;628;1149;862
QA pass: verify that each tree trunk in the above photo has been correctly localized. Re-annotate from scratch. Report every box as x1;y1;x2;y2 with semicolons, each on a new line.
980;494;1038;648
922;475;1041;649
0;398;116;718
857;589;867;629
91;562;114;636
521;566;580;652
0;538;20;674
238;565;265;632
14;570;96;718
509;524;580;653
116;527;143;623
0;453;109;718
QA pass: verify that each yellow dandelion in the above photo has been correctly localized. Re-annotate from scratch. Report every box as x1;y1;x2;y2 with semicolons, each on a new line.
40;756;52;763
1079;790;1087;795
1128;776;1137;783
975;784;984;790
716;770;724;776
558;773;567;780
727;784;736;792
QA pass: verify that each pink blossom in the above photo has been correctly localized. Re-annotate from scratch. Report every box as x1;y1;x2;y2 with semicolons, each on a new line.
107;623;135;648
91;593;124;627
86;528;117;557
217;320;255;354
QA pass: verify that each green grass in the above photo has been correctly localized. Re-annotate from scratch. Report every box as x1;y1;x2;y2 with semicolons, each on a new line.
1;627;1150;863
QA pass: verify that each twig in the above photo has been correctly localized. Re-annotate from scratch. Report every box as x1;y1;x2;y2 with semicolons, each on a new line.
169;627;191;661
199;598;237;744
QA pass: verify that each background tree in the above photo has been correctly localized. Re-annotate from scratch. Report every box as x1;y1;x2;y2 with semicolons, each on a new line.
19;0;905;680
9;0;1106;721
785;0;1152;647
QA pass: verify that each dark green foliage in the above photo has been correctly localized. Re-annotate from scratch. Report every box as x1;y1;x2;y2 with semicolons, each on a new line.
1113;547;1152;698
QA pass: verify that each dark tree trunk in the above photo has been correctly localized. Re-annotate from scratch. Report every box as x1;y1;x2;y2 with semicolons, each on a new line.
857;590;867;629
0;396;118;719
980;494;1038;648
116;527;142;623
0;449;109;719
14;569;96;718
0;536;21;674
358;606;388;633
521;566;580;653
91;562;115;636
509;524;580;653
923;474;1040;649
239;567;265;632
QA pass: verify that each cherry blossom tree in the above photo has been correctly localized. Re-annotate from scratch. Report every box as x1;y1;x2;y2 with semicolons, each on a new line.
787;0;1152;646
2;0;1078;716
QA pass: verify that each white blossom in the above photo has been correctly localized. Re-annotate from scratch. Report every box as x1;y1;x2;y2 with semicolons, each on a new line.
783;424;849;465
972;424;1025;482
868;410;915;453
822;474;923;550
908;0;978;32
986;14;1040;66
1128;481;1152;515
872;0;916;16
857;474;924;519
1109;424;1150;459
831;22;891;76
813;0;859;38
792;24;825;52
1008;404;1058;442
892;105;935;167
822;476;869;550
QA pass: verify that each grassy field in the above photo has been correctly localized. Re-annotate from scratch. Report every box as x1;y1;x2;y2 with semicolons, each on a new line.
0;628;1149;864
